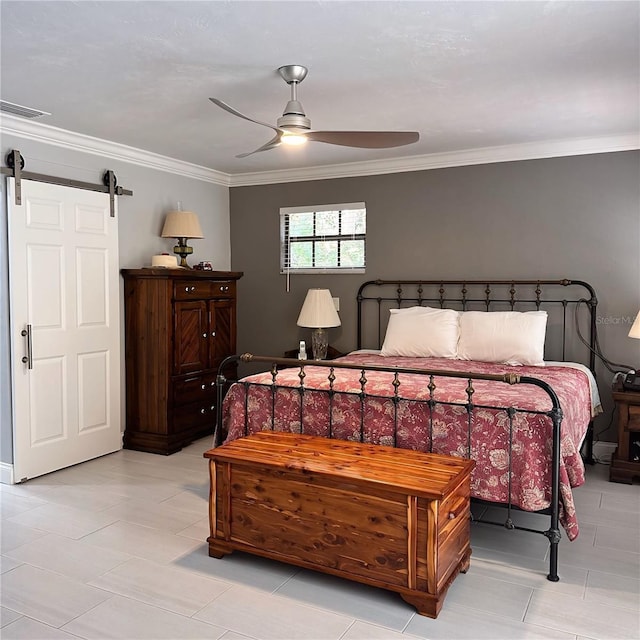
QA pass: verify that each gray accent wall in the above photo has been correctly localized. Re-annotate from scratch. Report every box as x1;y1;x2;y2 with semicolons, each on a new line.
230;151;640;440
0;134;230;466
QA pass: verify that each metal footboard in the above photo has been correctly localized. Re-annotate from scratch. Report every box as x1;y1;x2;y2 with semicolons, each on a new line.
215;353;564;582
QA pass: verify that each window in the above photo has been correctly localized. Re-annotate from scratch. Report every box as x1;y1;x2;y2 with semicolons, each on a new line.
280;202;366;274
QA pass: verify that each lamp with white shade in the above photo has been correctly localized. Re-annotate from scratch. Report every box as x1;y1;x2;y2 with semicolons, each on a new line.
622;309;640;390
629;311;640;340
161;205;204;268
297;288;341;360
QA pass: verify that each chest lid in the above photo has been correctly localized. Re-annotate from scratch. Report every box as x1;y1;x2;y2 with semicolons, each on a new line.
205;432;474;500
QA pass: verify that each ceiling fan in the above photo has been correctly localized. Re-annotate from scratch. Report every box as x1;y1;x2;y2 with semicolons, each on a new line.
209;65;420;158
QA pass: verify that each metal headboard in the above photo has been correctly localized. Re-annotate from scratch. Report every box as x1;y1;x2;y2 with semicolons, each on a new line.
356;279;598;372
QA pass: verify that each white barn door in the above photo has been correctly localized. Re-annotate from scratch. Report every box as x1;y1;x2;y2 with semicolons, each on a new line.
8;178;121;482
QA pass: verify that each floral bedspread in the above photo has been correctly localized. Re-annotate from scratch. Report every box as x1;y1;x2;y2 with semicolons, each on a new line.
222;354;595;540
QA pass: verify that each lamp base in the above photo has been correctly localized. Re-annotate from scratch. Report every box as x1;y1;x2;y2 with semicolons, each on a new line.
311;327;329;360
173;238;193;268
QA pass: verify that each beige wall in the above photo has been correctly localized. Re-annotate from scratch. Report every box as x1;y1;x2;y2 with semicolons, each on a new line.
230;151;640;440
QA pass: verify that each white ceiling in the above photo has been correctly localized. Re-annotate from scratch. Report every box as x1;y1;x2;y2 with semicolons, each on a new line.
1;1;638;177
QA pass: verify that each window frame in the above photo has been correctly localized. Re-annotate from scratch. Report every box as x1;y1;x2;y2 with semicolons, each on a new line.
280;202;366;275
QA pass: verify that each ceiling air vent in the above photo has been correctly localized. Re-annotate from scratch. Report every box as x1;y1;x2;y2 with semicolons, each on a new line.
0;100;51;119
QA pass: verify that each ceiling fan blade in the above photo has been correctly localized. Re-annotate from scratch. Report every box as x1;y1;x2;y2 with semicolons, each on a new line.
304;130;419;149
209;98;281;133
236;133;282;158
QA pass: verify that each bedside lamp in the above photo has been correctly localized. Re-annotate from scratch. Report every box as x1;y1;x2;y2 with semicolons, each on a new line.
161;205;204;268
621;310;640;391
297;288;341;360
629;311;640;340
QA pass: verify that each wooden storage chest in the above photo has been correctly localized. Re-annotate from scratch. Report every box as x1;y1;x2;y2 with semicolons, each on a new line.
204;432;474;618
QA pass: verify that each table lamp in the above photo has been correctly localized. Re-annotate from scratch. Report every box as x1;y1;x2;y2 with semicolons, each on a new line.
622;310;640;391
297;288;341;360
629;311;640;340
161;205;204;268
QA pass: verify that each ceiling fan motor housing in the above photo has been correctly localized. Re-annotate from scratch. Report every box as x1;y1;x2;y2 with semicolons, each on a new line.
277;101;311;130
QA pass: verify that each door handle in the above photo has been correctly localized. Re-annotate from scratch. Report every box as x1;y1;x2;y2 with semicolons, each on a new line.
21;324;33;369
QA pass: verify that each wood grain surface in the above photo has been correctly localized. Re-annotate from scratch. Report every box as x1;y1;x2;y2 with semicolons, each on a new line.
205;432;474;618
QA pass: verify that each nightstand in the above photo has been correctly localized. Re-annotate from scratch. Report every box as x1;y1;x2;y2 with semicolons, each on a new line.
283;345;344;361
609;385;640;484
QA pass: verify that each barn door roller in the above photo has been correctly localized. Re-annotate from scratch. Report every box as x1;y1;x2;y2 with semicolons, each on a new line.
1;149;133;217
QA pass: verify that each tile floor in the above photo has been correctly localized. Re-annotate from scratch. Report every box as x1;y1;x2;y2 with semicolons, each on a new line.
1;438;638;640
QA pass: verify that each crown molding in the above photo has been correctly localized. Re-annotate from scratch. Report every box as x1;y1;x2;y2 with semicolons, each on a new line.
229;133;639;186
0;114;229;186
2;114;637;188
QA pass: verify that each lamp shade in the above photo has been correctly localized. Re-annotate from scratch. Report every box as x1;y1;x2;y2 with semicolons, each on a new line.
297;289;341;328
629;311;640;339
161;210;204;239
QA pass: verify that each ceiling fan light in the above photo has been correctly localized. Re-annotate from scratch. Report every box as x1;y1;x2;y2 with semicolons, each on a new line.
281;133;307;146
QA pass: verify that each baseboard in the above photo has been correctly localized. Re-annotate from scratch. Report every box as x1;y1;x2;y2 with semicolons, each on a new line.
593;441;617;463
0;461;15;485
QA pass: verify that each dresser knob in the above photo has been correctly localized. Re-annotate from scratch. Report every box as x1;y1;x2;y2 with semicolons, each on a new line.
210;405;215;411
448;512;456;520
201;384;206;390
203;333;207;338
200;408;206;414
210;381;215;386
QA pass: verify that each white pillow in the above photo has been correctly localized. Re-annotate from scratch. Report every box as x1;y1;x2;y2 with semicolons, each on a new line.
457;311;548;366
380;307;460;358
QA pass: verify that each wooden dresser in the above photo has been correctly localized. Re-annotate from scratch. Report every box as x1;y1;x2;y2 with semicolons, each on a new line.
610;384;640;484
121;268;242;454
205;432;474;618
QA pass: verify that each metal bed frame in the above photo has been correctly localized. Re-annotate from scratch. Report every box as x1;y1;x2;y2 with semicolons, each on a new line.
355;279;598;463
214;278;599;582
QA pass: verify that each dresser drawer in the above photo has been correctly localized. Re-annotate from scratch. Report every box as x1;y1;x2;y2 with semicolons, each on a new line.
172;400;216;430
210;281;235;298
174;280;236;300
173;373;217;406
174;280;212;300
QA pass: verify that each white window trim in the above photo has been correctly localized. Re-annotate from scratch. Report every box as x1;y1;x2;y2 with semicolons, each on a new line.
281;202;366;216
285;268;367;275
280;202;366;276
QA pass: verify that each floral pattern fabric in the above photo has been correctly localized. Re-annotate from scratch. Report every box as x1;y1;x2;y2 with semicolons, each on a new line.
222;354;594;541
